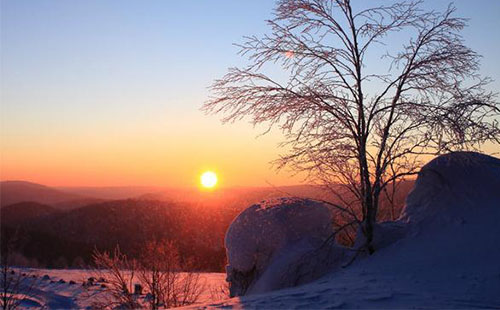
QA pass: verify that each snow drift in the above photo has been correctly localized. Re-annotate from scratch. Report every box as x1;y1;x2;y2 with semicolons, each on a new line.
209;152;500;309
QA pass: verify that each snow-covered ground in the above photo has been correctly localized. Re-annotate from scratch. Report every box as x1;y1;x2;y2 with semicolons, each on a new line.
8;152;500;309
10;268;226;309
186;152;500;309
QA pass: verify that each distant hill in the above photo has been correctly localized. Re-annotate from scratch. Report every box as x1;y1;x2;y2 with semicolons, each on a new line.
0;181;100;209
56;186;167;200
0;201;58;226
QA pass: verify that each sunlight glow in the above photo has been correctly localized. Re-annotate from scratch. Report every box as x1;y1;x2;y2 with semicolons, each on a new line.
200;171;218;188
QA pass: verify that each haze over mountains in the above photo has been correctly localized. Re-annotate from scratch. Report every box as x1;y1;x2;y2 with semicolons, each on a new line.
0;181;89;208
56;185;168;200
0;180;338;210
1;181;170;208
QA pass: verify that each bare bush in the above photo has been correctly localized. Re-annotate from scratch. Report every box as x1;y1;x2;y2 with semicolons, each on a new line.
1;231;39;310
173;271;204;307
88;242;204;310
1;264;22;310
208;282;230;302
138;240;204;309
86;246;139;310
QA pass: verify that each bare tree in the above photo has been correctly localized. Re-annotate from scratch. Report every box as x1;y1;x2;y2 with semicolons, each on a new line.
204;0;500;253
138;240;204;309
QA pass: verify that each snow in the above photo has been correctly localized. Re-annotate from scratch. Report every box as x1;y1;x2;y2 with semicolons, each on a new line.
9;268;226;310
224;197;344;296
401;151;500;227
186;152;500;309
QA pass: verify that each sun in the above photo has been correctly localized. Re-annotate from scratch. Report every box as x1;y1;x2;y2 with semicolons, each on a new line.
200;171;218;189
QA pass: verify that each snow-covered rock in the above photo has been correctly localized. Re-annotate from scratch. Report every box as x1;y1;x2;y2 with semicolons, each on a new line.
224;197;345;296
401;151;500;228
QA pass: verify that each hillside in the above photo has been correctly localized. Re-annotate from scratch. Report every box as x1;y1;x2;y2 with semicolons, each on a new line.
0;202;58;226
0;181;92;208
1;199;235;270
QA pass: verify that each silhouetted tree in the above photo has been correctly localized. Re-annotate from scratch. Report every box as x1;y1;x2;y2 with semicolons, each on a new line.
205;0;500;253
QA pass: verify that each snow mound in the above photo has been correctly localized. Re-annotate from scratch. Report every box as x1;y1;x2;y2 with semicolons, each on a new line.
401;151;500;228
225;197;345;296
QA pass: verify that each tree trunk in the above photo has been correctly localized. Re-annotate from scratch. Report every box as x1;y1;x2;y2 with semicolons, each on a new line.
363;203;375;254
359;141;376;254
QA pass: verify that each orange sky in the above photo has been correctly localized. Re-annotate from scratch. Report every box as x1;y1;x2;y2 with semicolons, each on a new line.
0;109;304;188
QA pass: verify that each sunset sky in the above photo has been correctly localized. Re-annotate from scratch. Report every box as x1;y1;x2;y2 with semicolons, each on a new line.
1;0;499;188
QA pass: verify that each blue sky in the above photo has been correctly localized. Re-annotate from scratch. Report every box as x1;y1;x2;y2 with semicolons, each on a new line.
1;1;274;127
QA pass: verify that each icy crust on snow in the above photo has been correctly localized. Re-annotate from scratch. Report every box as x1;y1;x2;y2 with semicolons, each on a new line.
224;197;343;296
401;151;500;227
